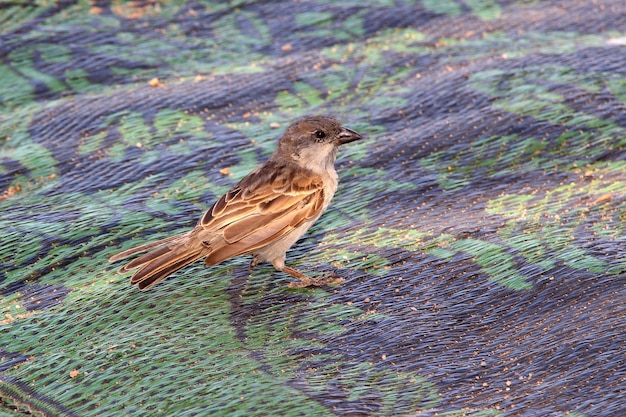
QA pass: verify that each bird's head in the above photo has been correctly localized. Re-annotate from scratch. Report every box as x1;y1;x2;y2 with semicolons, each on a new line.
275;115;362;172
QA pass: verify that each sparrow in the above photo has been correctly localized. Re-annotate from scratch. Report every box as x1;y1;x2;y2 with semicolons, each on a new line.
109;115;362;290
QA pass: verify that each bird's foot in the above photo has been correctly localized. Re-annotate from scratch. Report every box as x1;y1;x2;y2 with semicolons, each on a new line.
283;266;344;288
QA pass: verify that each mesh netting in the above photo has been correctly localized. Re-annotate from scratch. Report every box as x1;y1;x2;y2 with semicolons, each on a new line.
1;1;625;416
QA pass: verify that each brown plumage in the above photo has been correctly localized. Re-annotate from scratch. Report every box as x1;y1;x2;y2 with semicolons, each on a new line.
109;115;362;290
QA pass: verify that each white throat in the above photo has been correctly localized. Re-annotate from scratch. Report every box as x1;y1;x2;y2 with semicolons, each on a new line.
292;143;338;176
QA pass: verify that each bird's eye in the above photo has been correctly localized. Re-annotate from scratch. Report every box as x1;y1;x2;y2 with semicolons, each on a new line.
315;130;326;139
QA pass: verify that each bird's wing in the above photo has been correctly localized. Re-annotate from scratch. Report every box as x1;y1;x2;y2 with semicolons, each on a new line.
199;164;325;265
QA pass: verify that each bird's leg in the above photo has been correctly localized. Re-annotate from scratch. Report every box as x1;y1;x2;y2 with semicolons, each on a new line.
249;255;259;270
282;266;315;287
271;258;342;288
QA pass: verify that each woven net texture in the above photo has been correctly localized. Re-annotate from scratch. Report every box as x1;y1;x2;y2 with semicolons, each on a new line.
1;1;625;416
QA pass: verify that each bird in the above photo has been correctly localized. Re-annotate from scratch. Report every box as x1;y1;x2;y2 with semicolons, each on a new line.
109;115;362;290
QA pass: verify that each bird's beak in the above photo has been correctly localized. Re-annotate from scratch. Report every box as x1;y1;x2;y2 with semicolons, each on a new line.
336;127;363;145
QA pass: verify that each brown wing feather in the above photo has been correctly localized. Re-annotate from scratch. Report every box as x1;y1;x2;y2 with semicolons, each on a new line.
203;194;321;266
221;192;319;243
198;164;325;264
202;164;323;229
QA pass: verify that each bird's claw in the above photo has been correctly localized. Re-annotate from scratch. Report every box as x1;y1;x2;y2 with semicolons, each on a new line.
287;273;344;288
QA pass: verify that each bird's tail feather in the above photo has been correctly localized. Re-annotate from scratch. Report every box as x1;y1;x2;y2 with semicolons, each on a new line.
108;232;190;263
129;245;204;290
109;231;204;290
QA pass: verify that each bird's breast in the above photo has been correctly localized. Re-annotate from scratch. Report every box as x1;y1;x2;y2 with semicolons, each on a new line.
321;169;339;211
